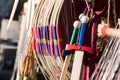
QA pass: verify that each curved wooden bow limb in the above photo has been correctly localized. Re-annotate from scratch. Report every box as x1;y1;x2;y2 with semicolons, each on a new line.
26;0;36;38
7;0;19;30
50;0;64;66
29;0;70;79
26;0;50;79
50;0;65;79
54;0;64;76
32;0;44;26
44;0;64;79
32;1;51;79
42;1;60;79
49;0;65;79
33;0;58;79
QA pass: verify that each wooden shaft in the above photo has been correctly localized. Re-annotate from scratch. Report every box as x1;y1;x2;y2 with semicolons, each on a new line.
106;28;120;37
71;51;84;80
7;0;19;30
60;56;71;80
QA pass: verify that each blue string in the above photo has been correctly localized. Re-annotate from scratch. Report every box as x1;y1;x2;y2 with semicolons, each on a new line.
40;26;46;55
41;43;46;55
54;45;59;57
40;27;44;38
52;26;59;57
46;26;51;55
46;26;49;40
52;26;57;39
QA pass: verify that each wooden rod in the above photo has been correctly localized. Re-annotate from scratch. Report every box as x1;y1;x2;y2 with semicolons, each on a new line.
7;0;19;30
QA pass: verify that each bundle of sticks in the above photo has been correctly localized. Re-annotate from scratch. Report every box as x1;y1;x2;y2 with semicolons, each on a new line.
16;39;37;80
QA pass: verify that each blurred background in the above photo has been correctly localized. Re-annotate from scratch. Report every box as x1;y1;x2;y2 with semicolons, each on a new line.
0;0;26;80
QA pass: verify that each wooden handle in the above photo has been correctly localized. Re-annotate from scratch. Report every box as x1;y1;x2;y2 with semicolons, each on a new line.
98;20;120;37
99;24;120;37
106;28;120;37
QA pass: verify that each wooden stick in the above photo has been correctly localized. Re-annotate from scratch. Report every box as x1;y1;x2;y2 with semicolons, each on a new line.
98;23;120;37
7;0;19;30
71;51;84;80
106;28;120;37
